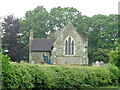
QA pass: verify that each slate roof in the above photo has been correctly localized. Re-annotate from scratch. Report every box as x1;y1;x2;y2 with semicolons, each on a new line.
31;38;55;52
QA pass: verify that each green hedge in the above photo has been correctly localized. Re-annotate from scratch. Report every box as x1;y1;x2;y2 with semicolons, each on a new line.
2;63;118;89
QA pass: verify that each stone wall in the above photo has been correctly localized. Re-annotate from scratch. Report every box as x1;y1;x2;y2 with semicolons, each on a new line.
50;23;88;65
30;52;50;64
56;56;83;65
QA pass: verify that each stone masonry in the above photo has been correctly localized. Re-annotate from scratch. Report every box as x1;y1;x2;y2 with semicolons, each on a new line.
29;22;88;65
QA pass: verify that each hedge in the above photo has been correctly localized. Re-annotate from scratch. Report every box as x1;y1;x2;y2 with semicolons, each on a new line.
2;63;118;89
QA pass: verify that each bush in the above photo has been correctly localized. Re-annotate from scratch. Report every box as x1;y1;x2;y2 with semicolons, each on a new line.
2;63;118;89
94;48;111;63
1;52;11;88
109;42;120;67
1;52;11;69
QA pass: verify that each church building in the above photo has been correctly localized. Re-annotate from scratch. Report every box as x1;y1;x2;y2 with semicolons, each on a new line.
29;22;88;65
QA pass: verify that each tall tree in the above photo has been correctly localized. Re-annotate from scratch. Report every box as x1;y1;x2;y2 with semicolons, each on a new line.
20;6;50;60
49;7;83;31
87;14;118;64
2;15;24;62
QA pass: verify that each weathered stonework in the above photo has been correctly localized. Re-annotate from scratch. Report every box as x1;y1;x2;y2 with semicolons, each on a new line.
30;52;50;64
29;22;88;65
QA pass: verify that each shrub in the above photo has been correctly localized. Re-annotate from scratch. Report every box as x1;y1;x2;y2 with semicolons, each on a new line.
94;48;111;63
2;63;118;89
1;52;11;70
109;43;120;67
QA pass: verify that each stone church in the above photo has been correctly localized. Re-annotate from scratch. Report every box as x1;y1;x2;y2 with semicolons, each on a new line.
29;22;88;65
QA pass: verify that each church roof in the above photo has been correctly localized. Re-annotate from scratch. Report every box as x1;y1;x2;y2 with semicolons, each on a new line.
31;38;55;52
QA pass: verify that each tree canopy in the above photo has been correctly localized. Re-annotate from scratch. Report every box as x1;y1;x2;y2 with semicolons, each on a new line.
2;15;24;62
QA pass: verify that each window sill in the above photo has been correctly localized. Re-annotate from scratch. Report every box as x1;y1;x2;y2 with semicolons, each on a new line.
64;55;75;56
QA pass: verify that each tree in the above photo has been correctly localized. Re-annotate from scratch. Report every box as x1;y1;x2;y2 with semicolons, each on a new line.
2;15;24;62
88;14;118;64
20;6;50;60
109;41;120;67
49;7;83;31
94;48;111;63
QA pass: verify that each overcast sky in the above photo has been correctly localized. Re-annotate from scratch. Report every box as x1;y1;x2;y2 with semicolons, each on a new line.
0;0;119;18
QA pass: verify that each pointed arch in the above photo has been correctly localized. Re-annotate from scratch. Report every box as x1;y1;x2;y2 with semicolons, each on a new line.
65;40;67;55
64;36;75;55
72;40;74;55
68;37;71;55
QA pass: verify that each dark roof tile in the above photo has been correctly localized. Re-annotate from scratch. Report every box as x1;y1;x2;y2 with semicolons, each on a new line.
31;38;55;51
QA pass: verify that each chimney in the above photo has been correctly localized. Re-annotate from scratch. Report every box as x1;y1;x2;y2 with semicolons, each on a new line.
29;29;33;63
29;29;33;40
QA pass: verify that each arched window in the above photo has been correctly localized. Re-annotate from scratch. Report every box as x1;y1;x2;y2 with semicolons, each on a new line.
65;37;75;55
72;41;74;55
65;40;67;55
68;37;71;55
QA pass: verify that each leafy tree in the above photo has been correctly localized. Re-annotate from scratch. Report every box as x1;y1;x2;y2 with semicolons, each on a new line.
90;14;118;49
109;41;120;67
49;7;83;31
20;6;50;60
20;6;50;39
94;48;111;63
98;14;118;49
2;15;24;62
88;14;118;64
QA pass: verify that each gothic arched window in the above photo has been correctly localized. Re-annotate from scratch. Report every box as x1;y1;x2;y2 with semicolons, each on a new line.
65;40;67;55
68;37;71;55
72;41;74;55
65;37;75;55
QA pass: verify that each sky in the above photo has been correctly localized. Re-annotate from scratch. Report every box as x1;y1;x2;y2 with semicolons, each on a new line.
0;0;119;18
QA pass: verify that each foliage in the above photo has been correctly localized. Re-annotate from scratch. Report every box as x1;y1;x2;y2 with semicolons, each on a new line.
1;52;11;70
94;48;111;63
2;15;24;62
90;14;118;49
88;14;118;64
118;68;120;86
49;7;83;32
2;63;118;89
1;52;12;88
109;42;120;67
20;6;50;60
